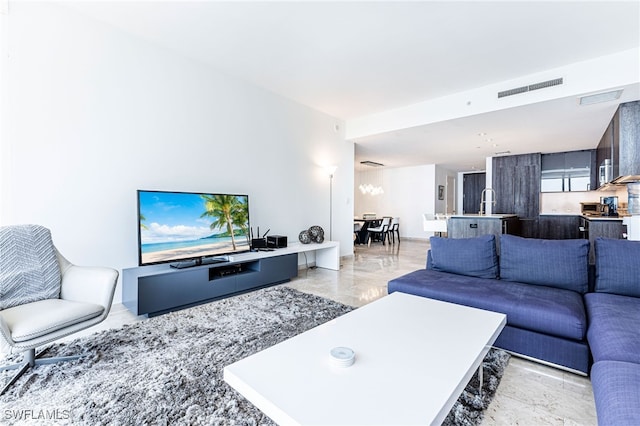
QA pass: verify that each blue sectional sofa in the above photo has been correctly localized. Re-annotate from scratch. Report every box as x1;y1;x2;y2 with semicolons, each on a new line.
388;234;591;374
388;234;640;425
585;237;640;425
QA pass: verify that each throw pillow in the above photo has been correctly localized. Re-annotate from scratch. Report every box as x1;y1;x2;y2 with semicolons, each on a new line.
499;234;589;293
429;234;499;279
0;224;61;310
595;238;640;297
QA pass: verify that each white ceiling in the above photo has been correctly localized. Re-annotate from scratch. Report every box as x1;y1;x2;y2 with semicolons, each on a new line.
63;0;640;172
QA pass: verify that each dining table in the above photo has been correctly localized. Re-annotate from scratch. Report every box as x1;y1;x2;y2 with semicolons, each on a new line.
354;217;384;244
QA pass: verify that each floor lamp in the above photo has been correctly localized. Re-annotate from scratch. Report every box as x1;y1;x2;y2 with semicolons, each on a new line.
327;166;337;241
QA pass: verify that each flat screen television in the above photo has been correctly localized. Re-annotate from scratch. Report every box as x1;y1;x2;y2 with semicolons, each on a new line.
137;190;251;267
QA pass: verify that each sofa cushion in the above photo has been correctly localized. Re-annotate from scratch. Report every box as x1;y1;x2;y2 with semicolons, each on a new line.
388;269;587;340
585;292;640;363
499;234;589;293
591;361;640;426
595;238;640;297
429;234;498;279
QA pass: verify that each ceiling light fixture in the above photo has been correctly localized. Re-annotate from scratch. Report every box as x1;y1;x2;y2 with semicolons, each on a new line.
359;183;384;196
358;162;384;196
360;161;384;167
579;89;623;106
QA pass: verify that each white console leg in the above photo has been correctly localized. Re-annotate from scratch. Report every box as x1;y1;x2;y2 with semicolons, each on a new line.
315;242;340;270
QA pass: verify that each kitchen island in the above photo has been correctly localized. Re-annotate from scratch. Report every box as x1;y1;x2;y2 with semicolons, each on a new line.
580;215;627;264
448;214;519;253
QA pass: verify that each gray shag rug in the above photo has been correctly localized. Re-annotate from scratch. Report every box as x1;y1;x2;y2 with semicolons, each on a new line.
1;287;509;425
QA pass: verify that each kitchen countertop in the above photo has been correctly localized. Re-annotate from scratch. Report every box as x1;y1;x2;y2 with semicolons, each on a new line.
581;215;626;221
447;213;625;221
449;214;518;219
539;213;627;221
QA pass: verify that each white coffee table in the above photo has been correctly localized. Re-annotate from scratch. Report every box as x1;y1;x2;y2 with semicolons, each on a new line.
224;291;506;425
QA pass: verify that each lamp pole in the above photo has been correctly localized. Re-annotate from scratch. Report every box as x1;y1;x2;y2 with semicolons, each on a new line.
327;166;337;241
330;172;333;241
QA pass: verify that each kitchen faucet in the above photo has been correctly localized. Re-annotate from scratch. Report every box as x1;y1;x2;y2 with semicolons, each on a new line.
479;188;496;216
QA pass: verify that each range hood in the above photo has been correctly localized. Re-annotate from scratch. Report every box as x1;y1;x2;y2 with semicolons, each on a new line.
599;176;640;191
611;175;640;185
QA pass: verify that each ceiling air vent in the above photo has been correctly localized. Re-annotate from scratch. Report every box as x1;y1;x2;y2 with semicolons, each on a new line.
498;78;563;98
498;86;528;98
579;89;623;106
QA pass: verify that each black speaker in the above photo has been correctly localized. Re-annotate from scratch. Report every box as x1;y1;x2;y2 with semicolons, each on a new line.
267;235;287;248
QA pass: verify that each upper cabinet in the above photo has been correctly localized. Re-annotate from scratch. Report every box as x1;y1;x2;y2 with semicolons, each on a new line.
541;149;596;192
597;100;640;188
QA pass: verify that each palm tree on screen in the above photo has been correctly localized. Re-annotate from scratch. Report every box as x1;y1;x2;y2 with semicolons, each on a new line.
140;214;148;231
232;198;250;244
200;195;243;250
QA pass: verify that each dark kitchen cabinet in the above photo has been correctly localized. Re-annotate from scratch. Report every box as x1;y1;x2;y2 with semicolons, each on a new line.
463;172;486;214
541;150;595;192
493;153;541;238
538;215;580;239
540;152;565;192
596;120;614;187
596;100;640;187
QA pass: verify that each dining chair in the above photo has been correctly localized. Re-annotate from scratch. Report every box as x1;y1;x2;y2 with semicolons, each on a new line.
367;217;392;246
389;217;400;243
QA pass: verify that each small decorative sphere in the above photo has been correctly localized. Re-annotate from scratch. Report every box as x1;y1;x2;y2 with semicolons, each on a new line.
298;230;311;244
308;225;324;241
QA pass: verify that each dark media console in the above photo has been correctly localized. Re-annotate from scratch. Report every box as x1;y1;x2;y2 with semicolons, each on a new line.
123;251;297;316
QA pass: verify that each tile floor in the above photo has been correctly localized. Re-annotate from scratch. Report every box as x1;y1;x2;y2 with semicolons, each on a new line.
62;239;597;425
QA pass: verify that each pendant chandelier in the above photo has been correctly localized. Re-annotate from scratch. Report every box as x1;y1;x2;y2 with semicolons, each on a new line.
358;161;384;196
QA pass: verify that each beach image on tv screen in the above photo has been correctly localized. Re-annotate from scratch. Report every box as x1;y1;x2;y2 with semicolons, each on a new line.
138;191;250;265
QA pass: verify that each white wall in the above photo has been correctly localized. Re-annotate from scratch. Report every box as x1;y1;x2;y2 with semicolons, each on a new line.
0;4;7;225
0;3;354;302
354;164;456;239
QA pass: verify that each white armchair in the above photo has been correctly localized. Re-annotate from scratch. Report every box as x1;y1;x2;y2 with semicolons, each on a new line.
0;225;118;395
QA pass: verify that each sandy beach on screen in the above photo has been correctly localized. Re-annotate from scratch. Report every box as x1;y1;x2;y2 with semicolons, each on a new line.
142;241;250;264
